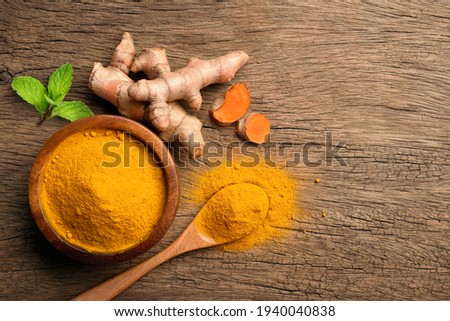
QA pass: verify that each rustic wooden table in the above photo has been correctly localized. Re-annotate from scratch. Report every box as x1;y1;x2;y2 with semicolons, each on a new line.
1;1;449;300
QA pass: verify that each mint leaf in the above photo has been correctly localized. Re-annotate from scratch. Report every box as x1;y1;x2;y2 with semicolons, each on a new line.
11;76;48;113
12;64;92;124
44;94;56;106
48;63;72;103
51;101;94;122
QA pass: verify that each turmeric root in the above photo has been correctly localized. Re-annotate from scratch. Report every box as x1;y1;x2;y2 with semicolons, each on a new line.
89;32;249;158
236;113;271;144
128;47;204;156
110;32;135;74
89;34;204;158
210;83;250;126
128;50;249;132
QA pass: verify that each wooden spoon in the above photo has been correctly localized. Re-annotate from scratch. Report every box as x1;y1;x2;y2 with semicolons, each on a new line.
72;183;268;301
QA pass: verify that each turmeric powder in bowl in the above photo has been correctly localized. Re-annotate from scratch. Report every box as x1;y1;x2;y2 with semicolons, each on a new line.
40;129;166;255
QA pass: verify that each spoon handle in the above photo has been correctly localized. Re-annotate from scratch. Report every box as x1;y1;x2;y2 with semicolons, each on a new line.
72;223;214;301
72;249;172;301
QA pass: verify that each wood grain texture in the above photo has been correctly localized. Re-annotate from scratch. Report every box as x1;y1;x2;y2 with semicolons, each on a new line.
1;1;449;300
73;219;216;301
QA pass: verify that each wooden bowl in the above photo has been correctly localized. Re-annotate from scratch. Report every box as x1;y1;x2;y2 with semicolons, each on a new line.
29;115;179;264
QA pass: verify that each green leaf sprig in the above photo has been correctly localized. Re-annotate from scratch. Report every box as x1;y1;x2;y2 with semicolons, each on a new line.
11;63;94;124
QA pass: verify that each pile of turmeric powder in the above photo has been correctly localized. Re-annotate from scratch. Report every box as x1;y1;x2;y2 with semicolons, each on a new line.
40;129;166;254
195;183;269;244
193;161;296;251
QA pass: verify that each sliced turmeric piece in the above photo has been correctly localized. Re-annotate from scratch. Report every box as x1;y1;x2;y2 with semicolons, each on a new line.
210;83;250;126
236;112;270;144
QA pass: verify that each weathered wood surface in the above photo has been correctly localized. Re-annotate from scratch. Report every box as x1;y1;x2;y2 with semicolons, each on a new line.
1;1;449;300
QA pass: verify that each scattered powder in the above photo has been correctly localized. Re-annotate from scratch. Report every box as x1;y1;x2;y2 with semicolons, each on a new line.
192;161;297;251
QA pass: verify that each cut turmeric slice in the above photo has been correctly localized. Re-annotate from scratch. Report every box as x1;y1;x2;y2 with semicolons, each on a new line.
210;83;250;126
236;113;270;144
